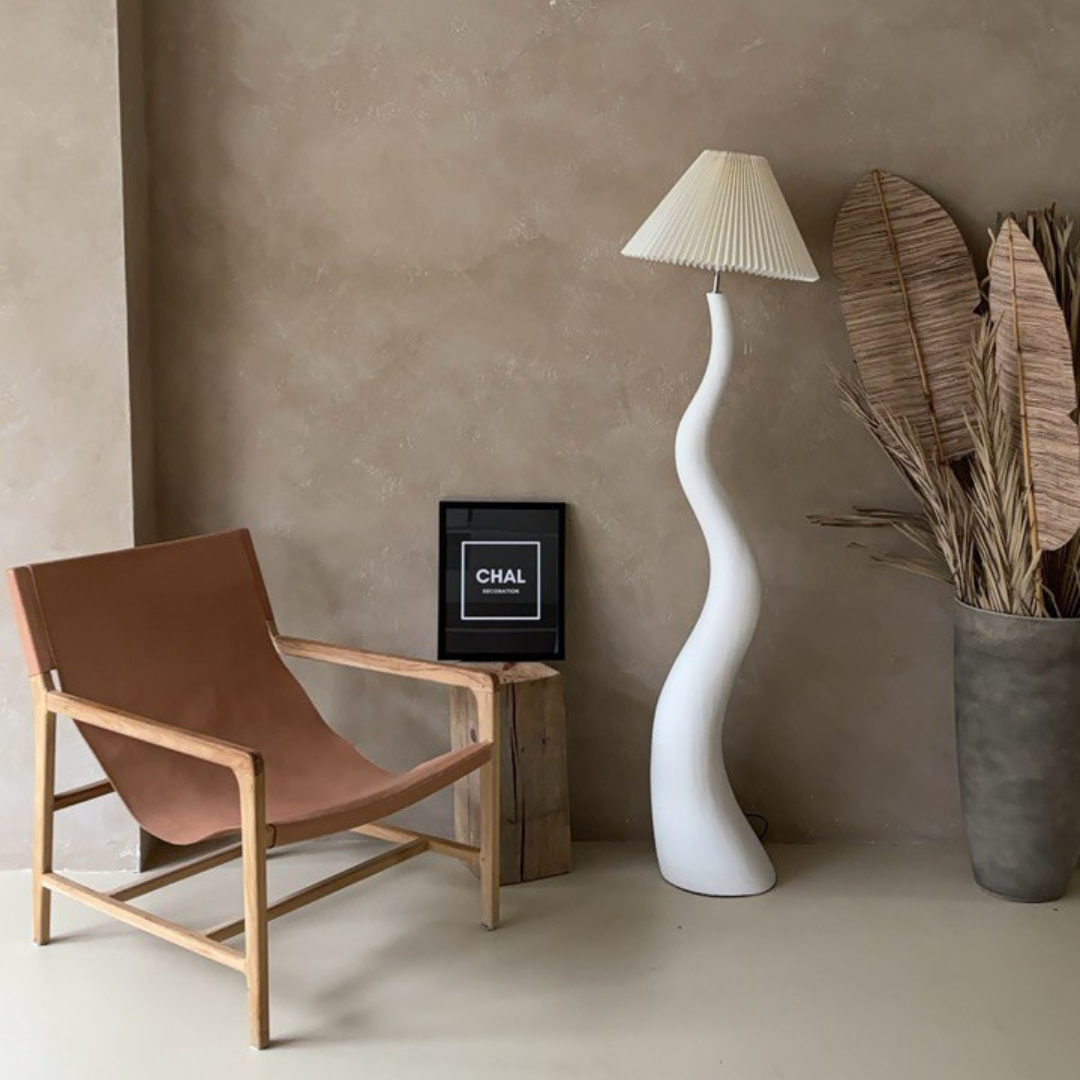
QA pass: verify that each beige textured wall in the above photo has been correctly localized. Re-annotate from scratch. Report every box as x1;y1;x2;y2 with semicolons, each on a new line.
118;0;156;546
142;0;1080;843
0;0;139;868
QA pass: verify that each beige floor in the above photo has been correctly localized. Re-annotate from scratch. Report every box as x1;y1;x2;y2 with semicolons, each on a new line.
0;841;1077;1079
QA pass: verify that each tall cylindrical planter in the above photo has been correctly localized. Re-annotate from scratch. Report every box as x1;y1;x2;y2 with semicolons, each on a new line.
954;601;1080;902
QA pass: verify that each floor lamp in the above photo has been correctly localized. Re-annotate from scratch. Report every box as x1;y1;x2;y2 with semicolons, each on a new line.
622;150;818;896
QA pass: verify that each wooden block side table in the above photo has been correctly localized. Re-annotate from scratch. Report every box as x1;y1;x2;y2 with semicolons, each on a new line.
449;662;571;885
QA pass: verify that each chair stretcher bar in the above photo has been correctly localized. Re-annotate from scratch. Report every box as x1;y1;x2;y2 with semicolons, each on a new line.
53;779;114;811
42;872;246;971
353;821;480;866
205;837;428;942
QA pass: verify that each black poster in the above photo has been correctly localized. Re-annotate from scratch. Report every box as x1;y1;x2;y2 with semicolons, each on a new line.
438;501;565;661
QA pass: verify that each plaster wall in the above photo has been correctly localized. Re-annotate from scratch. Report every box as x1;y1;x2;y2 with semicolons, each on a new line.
0;0;139;868
80;0;1080;843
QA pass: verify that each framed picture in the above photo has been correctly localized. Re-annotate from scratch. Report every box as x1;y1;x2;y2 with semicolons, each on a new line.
438;501;565;661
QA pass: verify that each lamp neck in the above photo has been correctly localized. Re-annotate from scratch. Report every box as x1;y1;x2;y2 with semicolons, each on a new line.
705;291;733;376
711;268;722;294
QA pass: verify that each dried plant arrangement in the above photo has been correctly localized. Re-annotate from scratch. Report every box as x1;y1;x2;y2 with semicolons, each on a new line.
817;175;1080;618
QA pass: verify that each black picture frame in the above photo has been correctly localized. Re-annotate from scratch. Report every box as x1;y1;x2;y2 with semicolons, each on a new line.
438;501;566;661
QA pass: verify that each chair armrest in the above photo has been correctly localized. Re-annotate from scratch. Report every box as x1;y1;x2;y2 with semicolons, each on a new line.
274;635;498;695
45;690;261;776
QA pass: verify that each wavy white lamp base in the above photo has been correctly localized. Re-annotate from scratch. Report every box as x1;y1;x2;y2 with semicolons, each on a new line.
651;291;776;897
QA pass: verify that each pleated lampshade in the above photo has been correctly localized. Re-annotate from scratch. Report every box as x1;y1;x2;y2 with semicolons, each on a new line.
622;150;819;282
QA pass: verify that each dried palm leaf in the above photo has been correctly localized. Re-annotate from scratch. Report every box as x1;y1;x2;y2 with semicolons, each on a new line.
988;218;1080;552
833;170;982;464
807;507;927;531
1044;540;1080;616
834;374;972;597
809;507;926;526
963;316;1041;615
808;508;939;558
846;542;952;584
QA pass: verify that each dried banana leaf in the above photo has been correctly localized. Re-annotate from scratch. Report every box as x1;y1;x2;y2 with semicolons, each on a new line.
833;170;981;464
988;218;1080;552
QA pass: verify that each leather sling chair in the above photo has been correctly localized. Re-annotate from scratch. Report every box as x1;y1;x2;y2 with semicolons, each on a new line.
7;529;502;1049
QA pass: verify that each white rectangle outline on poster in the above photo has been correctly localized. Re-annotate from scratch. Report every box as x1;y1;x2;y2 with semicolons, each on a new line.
459;541;542;621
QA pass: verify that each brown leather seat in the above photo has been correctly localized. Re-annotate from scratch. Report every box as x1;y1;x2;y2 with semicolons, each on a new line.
8;529;488;848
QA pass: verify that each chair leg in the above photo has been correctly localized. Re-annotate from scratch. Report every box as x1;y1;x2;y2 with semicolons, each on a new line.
31;674;56;946
477;689;500;930
239;758;269;1049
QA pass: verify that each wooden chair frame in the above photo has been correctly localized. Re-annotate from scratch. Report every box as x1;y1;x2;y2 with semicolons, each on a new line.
30;626;501;1049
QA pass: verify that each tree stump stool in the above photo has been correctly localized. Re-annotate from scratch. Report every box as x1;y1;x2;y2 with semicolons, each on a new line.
449;663;571;886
